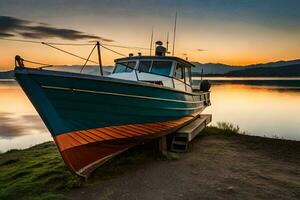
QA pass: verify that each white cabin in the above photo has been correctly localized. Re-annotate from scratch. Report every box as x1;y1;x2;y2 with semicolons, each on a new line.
108;56;194;93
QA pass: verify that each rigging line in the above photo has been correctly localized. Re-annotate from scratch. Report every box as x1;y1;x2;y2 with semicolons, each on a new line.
0;38;41;44
22;59;53;66
101;43;149;50
0;38;92;46
100;44;126;57
45;42;94;46
1;37;150;50
42;42;98;64
80;44;97;73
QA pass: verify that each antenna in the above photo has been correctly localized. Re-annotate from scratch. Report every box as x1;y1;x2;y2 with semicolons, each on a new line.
149;27;154;56
172;11;177;56
166;32;169;52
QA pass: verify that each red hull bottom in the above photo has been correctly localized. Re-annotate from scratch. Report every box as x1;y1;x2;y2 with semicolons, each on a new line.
54;114;198;177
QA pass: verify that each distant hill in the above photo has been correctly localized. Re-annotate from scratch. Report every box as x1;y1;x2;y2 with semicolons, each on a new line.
192;59;300;76
246;59;300;68
225;64;300;77
191;62;240;75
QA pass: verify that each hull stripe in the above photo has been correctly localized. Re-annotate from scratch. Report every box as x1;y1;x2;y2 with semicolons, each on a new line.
42;85;205;105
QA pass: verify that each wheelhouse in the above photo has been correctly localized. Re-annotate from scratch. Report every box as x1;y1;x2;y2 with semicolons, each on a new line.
109;56;194;92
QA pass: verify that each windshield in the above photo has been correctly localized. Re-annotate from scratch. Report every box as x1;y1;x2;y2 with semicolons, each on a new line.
150;61;172;76
138;61;152;72
113;61;136;73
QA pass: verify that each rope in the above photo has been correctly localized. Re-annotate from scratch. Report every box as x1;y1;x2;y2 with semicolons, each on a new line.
102;43;149;50
2;38;150;50
42;42;98;64
4;38;151;69
0;38;41;44
80;44;97;73
23;59;52;66
45;42;94;46
100;44;126;56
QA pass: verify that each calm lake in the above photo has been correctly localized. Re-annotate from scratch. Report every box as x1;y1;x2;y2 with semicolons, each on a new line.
0;78;300;152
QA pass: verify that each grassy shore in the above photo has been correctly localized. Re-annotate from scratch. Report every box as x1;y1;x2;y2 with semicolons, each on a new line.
0;142;81;200
0;126;299;200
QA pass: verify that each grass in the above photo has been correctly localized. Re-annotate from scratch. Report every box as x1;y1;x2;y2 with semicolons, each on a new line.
0;142;81;200
202;122;245;136
0;123;248;199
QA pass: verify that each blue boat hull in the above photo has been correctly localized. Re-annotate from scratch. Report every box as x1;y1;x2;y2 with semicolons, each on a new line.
15;67;209;136
14;67;210;176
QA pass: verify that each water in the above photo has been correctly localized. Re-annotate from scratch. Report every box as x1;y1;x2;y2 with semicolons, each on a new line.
0;81;51;152
194;77;300;81
0;79;300;152
203;84;300;140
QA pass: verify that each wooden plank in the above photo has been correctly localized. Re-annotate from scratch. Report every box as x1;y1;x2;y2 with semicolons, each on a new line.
176;114;212;142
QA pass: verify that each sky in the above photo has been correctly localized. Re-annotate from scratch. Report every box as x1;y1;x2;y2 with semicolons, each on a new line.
1;0;300;70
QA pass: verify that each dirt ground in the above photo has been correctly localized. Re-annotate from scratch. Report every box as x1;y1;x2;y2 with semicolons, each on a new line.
69;133;300;200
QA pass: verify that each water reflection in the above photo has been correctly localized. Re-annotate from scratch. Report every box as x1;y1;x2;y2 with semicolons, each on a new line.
0;82;51;152
0;113;47;138
204;84;300;140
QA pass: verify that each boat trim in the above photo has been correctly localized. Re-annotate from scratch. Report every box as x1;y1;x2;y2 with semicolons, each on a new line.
41;85;206;106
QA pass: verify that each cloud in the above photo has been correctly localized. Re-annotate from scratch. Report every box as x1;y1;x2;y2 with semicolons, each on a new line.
0;16;113;41
0;113;48;139
0;16;29;32
0;123;26;138
196;49;206;52
0;32;14;37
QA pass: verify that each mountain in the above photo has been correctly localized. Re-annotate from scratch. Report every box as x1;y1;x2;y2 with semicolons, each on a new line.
225;64;300;77
191;59;300;76
191;62;240;75
246;59;300;68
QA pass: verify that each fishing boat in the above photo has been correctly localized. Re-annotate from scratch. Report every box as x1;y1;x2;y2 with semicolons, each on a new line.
14;41;211;177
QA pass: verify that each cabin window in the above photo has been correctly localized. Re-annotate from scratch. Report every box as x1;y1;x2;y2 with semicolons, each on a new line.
150;61;172;76
126;61;136;72
175;63;184;80
185;66;191;85
138;61;152;72
114;61;136;73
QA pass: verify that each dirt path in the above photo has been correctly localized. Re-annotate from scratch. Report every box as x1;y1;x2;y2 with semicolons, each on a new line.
69;133;300;200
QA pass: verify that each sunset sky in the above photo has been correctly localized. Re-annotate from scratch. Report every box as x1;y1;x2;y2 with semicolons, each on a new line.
1;0;300;70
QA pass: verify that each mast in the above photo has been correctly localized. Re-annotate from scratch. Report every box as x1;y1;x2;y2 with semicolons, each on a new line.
166;32;169;53
96;41;103;76
172;11;177;56
150;27;154;56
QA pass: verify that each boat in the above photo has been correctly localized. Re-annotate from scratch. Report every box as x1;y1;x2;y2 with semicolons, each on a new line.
14;41;211;177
